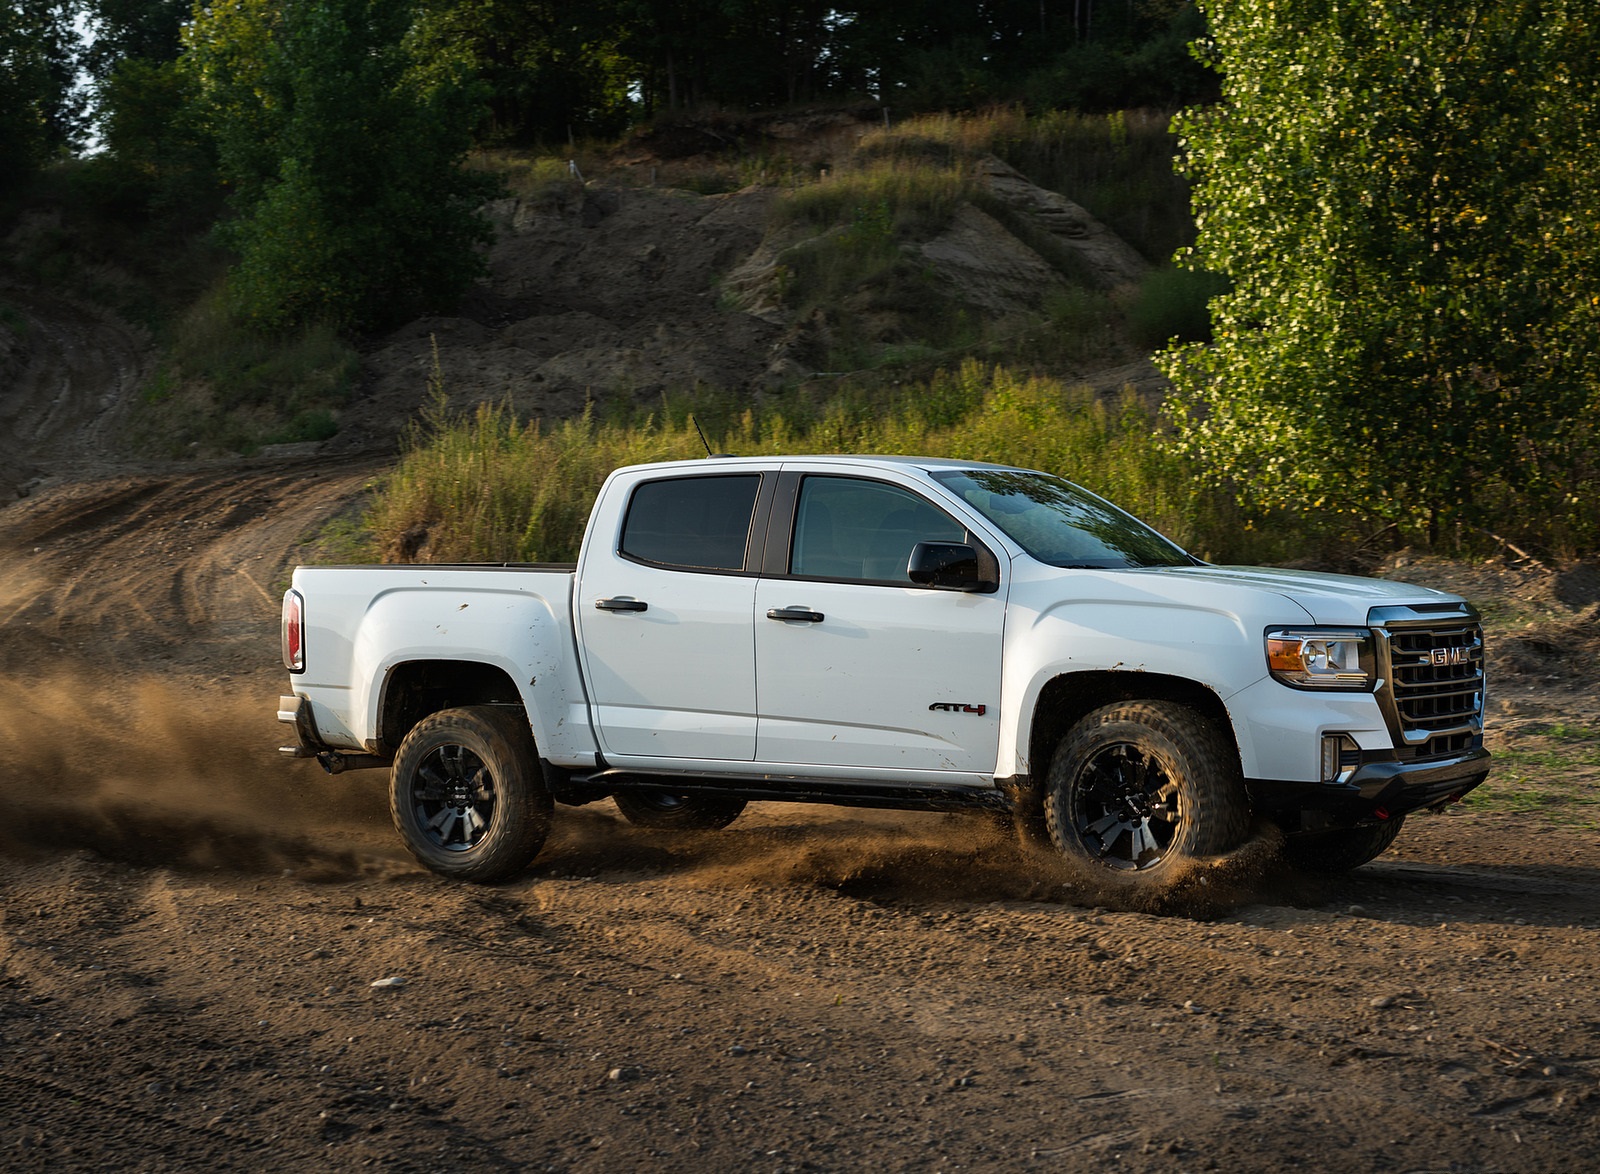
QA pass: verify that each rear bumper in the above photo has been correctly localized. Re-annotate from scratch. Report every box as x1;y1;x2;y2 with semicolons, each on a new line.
277;695;388;773
278;694;325;758
1248;746;1491;831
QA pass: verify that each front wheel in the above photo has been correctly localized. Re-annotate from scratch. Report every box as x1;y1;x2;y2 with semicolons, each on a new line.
612;790;747;831
1283;818;1405;873
389;706;552;882
1044;701;1247;890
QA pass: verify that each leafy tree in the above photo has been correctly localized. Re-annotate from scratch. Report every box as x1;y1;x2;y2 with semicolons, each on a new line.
1159;0;1600;546
410;0;634;144
185;0;496;331
82;0;189;79
1;0;85;185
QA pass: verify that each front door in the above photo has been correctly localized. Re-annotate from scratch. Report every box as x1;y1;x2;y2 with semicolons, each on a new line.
753;474;1006;776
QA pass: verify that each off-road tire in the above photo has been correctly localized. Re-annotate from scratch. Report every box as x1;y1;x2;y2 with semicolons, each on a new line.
612;790;747;831
1283;817;1405;873
390;705;552;882
1044;701;1248;889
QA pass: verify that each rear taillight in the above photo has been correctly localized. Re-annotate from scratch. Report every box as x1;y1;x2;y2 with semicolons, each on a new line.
282;589;305;672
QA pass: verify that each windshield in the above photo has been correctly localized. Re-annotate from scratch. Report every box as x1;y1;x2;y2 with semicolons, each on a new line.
931;468;1194;569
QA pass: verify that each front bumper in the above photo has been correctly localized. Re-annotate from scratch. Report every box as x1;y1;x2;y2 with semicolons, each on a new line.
1247;745;1491;831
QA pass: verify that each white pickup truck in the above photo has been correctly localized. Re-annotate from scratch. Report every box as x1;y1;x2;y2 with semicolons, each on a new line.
278;455;1490;891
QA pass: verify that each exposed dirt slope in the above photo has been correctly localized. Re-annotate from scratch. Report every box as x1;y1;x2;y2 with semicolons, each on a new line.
354;151;1158;443
0;281;151;500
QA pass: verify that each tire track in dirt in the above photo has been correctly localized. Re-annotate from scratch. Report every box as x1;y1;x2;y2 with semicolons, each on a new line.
0;284;151;498
0;460;378;670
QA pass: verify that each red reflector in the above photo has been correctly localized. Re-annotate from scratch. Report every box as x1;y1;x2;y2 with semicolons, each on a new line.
1374;807;1390;821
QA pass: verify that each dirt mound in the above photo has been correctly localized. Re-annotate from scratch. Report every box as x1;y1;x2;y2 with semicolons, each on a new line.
359;143;1157;431
0;459;378;674
0;281;152;500
356;183;791;441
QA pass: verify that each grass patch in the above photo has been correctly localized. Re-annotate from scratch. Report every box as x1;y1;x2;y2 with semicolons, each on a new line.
863;108;1195;264
774;160;976;236
1477;724;1600;827
768;160;983;370
358;359;1345;567
471;151;578;204
133;281;360;457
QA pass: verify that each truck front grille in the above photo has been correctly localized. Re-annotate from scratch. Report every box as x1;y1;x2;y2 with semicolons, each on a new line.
1372;606;1485;759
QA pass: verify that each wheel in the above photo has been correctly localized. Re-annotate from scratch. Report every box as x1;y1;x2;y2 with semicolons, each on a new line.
389;706;552;882
1283;817;1405;873
612;790;747;831
1044;701;1247;888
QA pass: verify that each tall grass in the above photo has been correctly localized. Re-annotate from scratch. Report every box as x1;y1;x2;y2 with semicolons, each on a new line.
774;158;977;236
862;107;1194;264
361;361;1336;566
133;281;360;456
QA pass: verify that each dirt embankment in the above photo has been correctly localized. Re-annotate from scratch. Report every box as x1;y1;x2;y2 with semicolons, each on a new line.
3;141;1600;1170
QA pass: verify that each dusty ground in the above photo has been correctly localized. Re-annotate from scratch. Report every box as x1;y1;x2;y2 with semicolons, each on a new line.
4;162;1600;1171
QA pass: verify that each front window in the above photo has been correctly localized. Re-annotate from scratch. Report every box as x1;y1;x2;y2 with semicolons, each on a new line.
791;476;967;582
932;468;1193;569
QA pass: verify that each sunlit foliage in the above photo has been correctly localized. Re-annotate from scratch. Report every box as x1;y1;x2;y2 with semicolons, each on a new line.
184;0;495;331
1161;0;1600;550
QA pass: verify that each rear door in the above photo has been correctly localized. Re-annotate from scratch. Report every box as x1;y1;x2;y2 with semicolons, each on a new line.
752;472;1007;776
576;471;767;760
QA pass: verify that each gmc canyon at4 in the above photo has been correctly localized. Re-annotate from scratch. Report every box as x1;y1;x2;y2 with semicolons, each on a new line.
278;455;1490;890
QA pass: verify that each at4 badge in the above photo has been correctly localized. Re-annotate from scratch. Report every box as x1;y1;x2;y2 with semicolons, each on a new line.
928;702;987;716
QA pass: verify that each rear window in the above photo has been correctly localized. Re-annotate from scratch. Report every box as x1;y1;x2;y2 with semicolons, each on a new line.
619;474;761;572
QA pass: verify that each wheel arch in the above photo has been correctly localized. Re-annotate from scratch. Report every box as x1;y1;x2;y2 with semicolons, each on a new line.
377;659;529;756
1026;670;1240;787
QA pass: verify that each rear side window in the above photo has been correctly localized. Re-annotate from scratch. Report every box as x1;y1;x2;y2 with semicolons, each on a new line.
619;474;761;572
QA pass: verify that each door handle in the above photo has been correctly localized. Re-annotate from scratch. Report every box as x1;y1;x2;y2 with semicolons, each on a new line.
595;598;649;612
766;607;824;623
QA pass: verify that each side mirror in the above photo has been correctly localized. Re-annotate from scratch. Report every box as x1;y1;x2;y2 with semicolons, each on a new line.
907;542;998;592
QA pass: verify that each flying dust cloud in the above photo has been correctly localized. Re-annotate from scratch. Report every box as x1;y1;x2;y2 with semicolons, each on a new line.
0;670;399;880
0;670;1289;916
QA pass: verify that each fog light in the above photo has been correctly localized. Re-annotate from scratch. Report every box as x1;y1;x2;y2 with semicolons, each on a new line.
1321;734;1359;784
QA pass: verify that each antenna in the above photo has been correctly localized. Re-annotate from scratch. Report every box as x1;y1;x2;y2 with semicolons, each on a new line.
691;415;719;459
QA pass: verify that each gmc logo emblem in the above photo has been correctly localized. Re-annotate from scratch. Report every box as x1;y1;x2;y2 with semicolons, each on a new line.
1428;646;1471;666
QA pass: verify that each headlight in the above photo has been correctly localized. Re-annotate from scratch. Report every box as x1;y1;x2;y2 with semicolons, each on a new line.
1266;628;1373;690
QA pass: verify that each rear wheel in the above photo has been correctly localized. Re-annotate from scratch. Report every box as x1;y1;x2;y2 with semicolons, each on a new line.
390;706;551;882
1044;701;1247;890
1283;818;1405;873
613;790;747;831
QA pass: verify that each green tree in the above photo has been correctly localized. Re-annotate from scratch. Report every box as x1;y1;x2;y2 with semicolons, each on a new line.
410;0;634;144
186;0;495;331
1159;0;1600;546
82;0;189;79
1;0;84;185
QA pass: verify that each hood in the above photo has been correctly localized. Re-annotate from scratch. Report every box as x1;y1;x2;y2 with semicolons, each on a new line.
1148;565;1462;626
